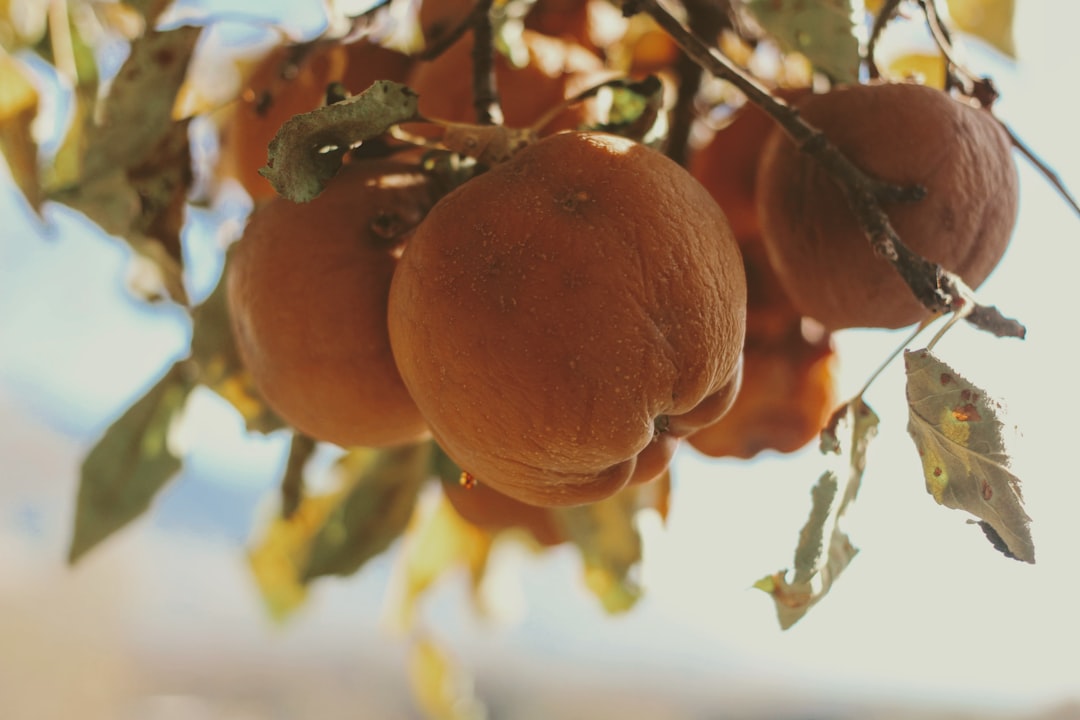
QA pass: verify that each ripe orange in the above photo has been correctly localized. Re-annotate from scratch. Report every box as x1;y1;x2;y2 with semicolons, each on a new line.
220;40;413;204
226;159;436;448
387;131;747;507
441;475;566;547
756;81;1019;329
406;29;606;134
689;239;837;459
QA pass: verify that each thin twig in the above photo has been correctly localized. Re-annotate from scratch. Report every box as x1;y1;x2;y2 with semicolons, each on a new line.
1002;122;1080;219
469;0;502;126
866;0;904;80
632;0;1025;340
919;0;999;106
664;0;731;165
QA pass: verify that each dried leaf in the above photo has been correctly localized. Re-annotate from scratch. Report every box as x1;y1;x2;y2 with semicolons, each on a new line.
390;491;493;629
189;260;284;434
0;48;41;211
261;79;419;203
945;0;1016;57
745;0;861;84
904;348;1034;563
757;398;878;629
408;632;486;720
82;25;201;181
248;489;349;622
48;25;200;305
557;483;661;614
301;443;430;581
69;362;195;564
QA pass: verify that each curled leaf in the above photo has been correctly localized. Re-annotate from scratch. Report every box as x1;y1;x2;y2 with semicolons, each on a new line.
69;362;195;564
758;398;878;629
904;348;1034;563
260;79;420;203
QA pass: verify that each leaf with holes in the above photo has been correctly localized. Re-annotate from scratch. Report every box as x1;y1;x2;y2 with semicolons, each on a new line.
904;348;1033;563
261;79;420;203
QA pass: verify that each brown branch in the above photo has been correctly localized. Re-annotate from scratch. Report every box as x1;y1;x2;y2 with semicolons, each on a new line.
919;0;999;106
632;0;1025;340
469;0;502;126
663;0;731;165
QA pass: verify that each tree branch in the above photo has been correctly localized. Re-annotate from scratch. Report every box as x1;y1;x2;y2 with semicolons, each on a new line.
630;0;1025;339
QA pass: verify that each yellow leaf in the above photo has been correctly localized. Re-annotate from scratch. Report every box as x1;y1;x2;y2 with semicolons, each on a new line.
0;48;41;211
390;493;493;630
408;634;486;720
904;348;1034;563
885;52;947;89
945;0;1016;57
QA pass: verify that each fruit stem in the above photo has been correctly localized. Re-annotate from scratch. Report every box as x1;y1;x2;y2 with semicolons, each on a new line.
631;0;1027;341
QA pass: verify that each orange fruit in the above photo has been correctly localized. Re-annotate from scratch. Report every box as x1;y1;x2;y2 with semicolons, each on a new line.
441;475;566;547
226;158;436;448
406;29;606;134
756;81;1019;330
689;239;837;459
387;131;746;507
220;40;413;204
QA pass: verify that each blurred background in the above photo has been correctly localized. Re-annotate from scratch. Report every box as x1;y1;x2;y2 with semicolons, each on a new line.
2;2;1080;719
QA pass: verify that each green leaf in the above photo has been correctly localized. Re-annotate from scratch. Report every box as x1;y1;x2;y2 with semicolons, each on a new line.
0;48;41;211
261;79;420;203
69;362;195;564
302;443;431;581
757;397;878;629
904;348;1034;563
745;0;861;84
945;0;1016;57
